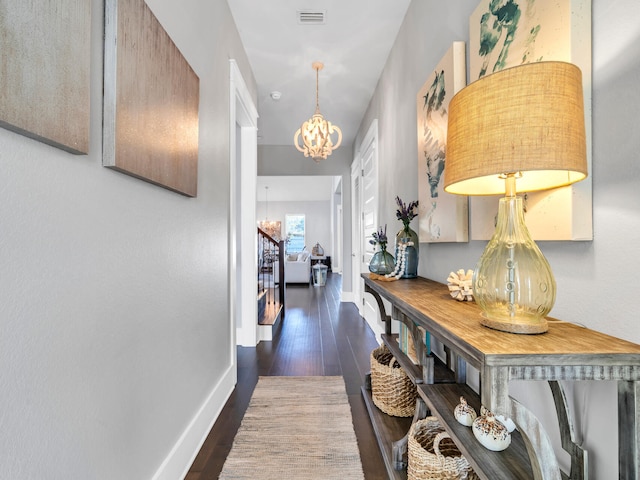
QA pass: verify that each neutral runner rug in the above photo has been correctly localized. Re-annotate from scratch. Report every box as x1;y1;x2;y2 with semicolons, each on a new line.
219;376;365;479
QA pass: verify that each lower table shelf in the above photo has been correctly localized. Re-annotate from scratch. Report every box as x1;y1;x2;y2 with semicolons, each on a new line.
417;383;534;480
361;386;412;480
382;333;456;385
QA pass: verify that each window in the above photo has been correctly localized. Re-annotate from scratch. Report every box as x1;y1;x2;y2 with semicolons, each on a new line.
285;214;305;253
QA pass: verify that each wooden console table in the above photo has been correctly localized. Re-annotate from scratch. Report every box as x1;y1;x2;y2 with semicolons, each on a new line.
361;274;640;480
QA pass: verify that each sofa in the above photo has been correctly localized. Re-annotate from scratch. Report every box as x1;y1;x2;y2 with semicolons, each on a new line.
281;250;311;284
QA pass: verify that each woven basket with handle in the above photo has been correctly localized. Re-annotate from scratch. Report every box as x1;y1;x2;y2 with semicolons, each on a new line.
370;344;417;417
408;417;479;480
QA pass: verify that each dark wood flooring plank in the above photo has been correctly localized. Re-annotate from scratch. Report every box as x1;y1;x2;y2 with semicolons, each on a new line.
269;309;324;376
318;287;343;376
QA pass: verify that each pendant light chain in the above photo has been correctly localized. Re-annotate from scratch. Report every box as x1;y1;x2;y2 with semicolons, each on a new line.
315;64;320;114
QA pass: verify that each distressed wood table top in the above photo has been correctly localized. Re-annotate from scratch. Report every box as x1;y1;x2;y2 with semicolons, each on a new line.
363;275;640;370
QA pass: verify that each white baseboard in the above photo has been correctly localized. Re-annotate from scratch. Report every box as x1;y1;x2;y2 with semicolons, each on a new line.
257;323;272;342
236;326;257;347
341;291;354;303
152;364;236;480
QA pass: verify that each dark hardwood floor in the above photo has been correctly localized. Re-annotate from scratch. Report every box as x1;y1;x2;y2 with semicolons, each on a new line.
186;273;388;479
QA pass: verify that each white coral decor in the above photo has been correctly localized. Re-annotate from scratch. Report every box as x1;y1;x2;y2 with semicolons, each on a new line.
447;269;474;302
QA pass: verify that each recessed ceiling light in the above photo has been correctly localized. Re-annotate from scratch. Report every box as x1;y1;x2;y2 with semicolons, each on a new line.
270;91;282;101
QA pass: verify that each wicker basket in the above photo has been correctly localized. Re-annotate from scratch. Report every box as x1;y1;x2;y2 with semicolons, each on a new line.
408;417;479;480
370;344;417;417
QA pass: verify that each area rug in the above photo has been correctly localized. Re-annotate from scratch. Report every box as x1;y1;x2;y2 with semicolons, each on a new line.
219;376;365;479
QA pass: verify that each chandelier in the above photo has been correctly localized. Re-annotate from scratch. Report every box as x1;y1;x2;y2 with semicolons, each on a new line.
259;186;281;241
294;62;342;162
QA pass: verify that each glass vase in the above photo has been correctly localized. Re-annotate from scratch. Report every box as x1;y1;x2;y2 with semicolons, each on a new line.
395;225;419;278
369;246;395;275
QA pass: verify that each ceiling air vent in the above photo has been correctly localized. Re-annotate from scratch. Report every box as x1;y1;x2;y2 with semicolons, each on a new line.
297;10;326;25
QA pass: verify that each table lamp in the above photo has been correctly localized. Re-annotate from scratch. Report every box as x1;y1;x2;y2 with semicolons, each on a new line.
444;61;587;334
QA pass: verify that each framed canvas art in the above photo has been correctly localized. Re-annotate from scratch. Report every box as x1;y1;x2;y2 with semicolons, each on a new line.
0;1;91;154
417;42;468;243
468;0;592;240
103;0;200;197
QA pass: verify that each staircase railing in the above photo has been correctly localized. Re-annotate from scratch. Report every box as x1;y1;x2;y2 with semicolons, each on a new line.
257;227;285;325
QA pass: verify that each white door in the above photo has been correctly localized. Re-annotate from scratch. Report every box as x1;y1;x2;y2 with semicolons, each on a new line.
353;120;383;338
335;205;342;274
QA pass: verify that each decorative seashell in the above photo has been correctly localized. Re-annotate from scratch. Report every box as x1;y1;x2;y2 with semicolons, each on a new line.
496;414;517;433
446;269;474;301
453;396;477;427
472;406;512;451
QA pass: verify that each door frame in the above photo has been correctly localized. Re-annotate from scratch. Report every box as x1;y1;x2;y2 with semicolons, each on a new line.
350;158;362;315
229;59;259;352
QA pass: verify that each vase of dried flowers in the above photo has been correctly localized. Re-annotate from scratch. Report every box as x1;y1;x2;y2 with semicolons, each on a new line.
395;197;419;278
368;225;395;275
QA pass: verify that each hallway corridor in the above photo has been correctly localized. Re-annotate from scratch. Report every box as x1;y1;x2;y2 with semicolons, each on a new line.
186;273;388;479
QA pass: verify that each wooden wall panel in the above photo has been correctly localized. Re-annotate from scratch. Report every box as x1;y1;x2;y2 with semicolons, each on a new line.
0;0;91;154
103;0;199;197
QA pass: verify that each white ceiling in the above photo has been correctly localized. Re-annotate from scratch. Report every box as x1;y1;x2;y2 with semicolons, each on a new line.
226;0;411;147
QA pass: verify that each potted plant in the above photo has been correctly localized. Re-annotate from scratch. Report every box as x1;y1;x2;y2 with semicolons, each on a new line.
368;225;395;275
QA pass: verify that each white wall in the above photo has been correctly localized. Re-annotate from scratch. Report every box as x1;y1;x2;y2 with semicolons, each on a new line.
257;200;332;258
355;0;640;477
0;0;256;478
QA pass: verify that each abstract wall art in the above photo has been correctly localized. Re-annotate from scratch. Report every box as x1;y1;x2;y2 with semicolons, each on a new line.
468;0;592;241
0;0;91;154
103;0;200;197
417;42;468;243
